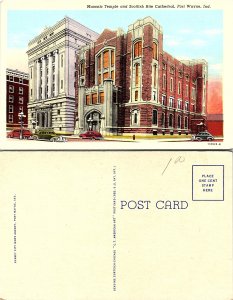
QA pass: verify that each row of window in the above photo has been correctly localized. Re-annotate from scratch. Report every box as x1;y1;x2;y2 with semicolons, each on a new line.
86;92;104;105
162;75;196;98
8;105;24;113
7;76;26;83
133;41;158;60
8;86;24;94
131;109;189;128
162;64;193;81
162;96;191;110
8;96;24;104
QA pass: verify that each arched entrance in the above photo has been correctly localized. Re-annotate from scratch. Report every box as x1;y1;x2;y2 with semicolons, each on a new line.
85;111;101;132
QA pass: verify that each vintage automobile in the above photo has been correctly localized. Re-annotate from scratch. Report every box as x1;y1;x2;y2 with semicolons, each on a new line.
79;130;103;140
7;129;32;139
191;131;214;141
32;129;67;142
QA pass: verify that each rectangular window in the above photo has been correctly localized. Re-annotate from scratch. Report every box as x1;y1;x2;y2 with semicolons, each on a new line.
111;50;115;66
100;92;104;104
30;68;33;79
152;110;158;125
9;85;14;93
135;64;139;86
170;78;173;92
103;51;109;69
169;97;174;107
19;78;23;84
9;95;14;103
92;93;97;105
153;43;157;60
98;74;102;85
86;95;90;105
57;109;60;115
135;90;138;101
177;100;182;110
19;106;23;112
163;74;166;89
61;54;63;68
191;87;196;100
19;87;23;94
98;56;101;71
103;72;109;80
19;96;24;104
153;65;157;88
61;80;63;89
9;105;13;113
162;95;166;106
111;70;114;80
9;114;13;123
178;82;181;94
9;75;14;81
185;102;189;111
134;41;142;58
186;85;189;97
30;89;32;96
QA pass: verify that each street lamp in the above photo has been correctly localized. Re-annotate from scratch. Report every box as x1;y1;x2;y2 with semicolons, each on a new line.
18;111;26;140
87;116;93;131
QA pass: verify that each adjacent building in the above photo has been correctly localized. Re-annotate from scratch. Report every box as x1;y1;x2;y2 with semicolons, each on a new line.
27;17;99;134
6;68;29;129
75;17;208;136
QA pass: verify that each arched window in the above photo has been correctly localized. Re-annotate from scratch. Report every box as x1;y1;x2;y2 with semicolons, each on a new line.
134;41;142;58
131;110;140;126
169;114;173;127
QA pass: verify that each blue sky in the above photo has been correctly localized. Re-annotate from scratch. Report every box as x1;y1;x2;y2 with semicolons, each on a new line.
7;10;223;77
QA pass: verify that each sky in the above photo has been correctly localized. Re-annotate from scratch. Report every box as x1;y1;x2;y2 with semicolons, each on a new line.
7;9;223;78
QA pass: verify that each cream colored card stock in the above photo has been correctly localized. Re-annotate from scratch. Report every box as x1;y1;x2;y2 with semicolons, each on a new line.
0;151;232;300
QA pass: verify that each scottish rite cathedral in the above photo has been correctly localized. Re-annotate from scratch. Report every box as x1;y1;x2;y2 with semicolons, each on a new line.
75;16;207;136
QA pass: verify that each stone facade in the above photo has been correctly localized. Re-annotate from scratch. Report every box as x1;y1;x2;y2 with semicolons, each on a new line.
75;16;208;136
27;17;99;134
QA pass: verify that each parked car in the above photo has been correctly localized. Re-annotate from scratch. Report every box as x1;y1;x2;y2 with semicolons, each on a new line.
191;131;214;141
79;130;103;140
7;129;32;139
33;129;67;142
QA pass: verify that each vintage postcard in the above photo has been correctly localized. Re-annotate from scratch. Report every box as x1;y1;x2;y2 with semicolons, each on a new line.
0;0;232;149
0;150;232;299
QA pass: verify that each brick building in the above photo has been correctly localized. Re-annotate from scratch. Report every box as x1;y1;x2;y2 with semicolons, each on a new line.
6;68;29;129
75;16;208;136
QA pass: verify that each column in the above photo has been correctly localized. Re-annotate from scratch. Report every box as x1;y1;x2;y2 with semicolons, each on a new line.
41;56;46;100
54;50;59;97
78;86;85;131
38;112;42;127
103;79;113;133
47;53;53;98
48;109;52;128
36;60;41;100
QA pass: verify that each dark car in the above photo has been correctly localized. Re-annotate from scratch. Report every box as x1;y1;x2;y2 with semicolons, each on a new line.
79;130;103;140
33;129;67;142
191;131;214;141
7;129;32;139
